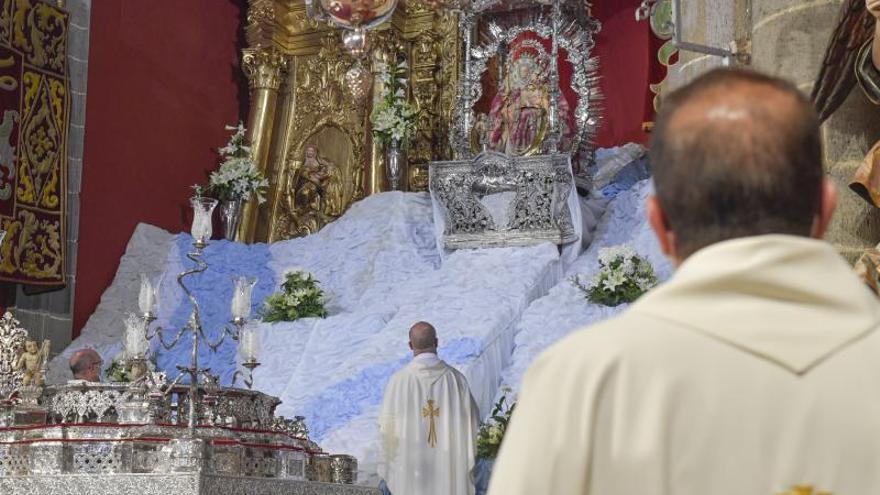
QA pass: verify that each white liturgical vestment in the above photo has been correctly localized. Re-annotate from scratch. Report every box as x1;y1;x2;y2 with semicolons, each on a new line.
489;235;880;495
378;353;479;495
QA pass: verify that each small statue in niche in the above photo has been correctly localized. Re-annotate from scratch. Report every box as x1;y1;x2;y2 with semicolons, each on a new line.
15;339;49;387
287;145;345;235
297;145;331;211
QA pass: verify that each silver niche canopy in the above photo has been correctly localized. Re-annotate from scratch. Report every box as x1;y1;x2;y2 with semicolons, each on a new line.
432;0;599;250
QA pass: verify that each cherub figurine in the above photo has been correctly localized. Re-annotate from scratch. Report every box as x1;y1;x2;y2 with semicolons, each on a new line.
15;339;49;387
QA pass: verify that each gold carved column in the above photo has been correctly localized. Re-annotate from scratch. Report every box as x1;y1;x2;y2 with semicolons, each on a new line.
239;47;288;243
395;5;461;190
241;0;461;243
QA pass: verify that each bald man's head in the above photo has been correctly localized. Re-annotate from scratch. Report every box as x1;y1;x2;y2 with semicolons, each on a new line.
409;321;438;355
69;348;102;382
650;69;825;258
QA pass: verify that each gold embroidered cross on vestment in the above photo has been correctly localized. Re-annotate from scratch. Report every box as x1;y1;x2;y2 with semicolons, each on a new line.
775;485;833;495
422;399;440;447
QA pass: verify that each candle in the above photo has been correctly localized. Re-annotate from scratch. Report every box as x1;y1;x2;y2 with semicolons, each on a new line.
231;276;257;320
238;321;260;362
190;197;218;242
138;273;162;315
138;274;154;314
124;313;149;359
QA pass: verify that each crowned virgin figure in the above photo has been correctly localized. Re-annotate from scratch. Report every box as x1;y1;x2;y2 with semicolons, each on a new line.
488;38;577;156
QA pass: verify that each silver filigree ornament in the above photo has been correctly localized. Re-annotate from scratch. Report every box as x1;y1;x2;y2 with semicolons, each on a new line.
0;311;27;403
430;151;577;249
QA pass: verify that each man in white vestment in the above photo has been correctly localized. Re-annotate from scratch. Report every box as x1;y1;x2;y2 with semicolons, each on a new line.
69;348;102;382
378;321;479;495
488;69;880;495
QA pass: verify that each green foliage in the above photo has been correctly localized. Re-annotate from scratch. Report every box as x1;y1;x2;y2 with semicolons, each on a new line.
572;244;658;307
476;392;516;459
104;354;157;383
370;59;419;146
104;359;130;383
261;270;328;323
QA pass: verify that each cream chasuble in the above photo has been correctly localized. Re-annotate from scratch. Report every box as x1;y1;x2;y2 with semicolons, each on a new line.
489;235;880;495
378;353;479;495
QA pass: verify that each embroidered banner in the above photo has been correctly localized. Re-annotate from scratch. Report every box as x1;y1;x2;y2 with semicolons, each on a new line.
0;0;68;285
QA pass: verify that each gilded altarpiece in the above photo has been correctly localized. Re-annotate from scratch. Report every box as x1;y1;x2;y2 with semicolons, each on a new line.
0;0;67;285
241;0;460;243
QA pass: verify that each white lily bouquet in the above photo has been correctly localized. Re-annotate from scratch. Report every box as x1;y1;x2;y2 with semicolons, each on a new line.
201;122;269;204
476;391;516;459
572;244;658;307
261;268;328;323
370;59;419;146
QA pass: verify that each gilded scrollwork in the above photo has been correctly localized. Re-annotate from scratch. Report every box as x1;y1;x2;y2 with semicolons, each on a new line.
288;4;328;34
408;33;440;165
245;0;276;47
242;47;289;91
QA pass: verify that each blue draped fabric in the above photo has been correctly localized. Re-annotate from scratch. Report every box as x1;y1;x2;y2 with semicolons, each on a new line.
301;336;484;439
600;155;651;198
155;234;276;385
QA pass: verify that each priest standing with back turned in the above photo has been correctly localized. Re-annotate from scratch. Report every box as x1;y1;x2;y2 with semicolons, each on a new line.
489;69;880;494
378;321;479;495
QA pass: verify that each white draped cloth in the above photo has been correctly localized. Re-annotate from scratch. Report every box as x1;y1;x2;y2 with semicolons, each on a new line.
378;353;479;495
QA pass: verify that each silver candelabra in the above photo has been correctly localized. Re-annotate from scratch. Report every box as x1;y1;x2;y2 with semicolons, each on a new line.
130;197;261;434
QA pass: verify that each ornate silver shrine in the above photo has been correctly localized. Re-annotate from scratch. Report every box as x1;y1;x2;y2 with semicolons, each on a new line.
0;345;374;494
430;151;577;249
0;369;367;491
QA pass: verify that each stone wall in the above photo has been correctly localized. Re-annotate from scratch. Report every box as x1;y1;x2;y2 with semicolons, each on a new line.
666;0;750;88
13;0;90;356
666;0;880;260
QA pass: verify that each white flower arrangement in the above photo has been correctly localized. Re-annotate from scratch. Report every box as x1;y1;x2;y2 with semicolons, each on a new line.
476;390;515;459
572;244;658;306
260;268;327;323
204;122;269;204
370;59;419;146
